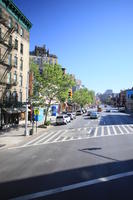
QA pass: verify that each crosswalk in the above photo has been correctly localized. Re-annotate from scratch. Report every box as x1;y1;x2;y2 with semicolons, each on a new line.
19;124;133;148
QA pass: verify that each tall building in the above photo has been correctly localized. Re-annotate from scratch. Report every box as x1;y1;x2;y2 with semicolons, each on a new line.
30;45;58;73
0;0;32;127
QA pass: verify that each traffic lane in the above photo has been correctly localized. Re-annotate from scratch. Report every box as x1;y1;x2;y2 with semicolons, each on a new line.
99;112;133;126
1;135;133;199
41;175;133;200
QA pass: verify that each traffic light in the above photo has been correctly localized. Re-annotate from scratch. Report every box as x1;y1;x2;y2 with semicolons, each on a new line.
68;89;72;100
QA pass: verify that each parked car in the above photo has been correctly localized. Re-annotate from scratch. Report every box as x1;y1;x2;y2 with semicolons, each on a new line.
67;112;76;120
56;115;71;125
106;109;111;112
119;107;125;112
87;110;91;116
76;110;83;115
90;111;100;119
97;107;102;112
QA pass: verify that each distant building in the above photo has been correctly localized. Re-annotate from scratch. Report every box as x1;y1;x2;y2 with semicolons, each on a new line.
126;89;133;112
30;45;58;73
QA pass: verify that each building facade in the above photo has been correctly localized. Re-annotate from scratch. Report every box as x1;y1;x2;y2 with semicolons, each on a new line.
30;45;58;73
0;0;32;127
126;89;133;112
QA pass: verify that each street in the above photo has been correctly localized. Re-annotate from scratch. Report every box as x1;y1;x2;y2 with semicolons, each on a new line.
1;109;133;199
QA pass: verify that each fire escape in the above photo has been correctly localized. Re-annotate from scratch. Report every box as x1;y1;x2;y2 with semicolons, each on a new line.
0;11;16;88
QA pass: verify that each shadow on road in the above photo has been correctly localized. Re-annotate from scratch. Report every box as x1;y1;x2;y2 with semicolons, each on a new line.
79;148;119;162
1;158;133;199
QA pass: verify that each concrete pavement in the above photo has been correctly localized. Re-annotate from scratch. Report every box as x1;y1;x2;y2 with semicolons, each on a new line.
1;110;133;199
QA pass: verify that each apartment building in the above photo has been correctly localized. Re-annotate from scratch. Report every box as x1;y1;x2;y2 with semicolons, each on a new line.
30;45;58;72
0;0;32;127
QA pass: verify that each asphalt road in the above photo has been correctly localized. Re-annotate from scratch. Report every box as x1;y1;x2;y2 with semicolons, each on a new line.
1;109;133;199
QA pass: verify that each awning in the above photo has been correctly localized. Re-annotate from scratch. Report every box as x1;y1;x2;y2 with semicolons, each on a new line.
19;107;31;112
3;108;21;114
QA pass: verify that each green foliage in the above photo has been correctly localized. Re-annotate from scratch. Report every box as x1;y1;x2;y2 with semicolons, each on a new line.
44;120;51;126
72;88;95;107
30;62;75;123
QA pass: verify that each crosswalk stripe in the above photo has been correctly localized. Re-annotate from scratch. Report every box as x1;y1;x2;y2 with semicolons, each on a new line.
23;131;51;146
117;126;124;134
54;130;68;142
43;130;62;144
88;128;92;134
62;136;68;141
126;125;133;133
112;126;117;135
121;125;129;134
94;127;98;137
34;131;56;145
101;127;104;136
107;126;111;135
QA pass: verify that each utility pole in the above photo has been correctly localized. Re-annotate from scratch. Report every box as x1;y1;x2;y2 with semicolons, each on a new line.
24;71;29;136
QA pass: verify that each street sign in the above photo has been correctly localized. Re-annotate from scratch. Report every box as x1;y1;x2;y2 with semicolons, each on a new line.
34;108;39;115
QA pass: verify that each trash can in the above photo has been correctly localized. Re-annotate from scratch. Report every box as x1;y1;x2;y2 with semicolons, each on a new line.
29;128;34;135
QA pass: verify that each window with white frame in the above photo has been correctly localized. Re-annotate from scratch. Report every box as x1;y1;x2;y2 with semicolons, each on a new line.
19;74;23;87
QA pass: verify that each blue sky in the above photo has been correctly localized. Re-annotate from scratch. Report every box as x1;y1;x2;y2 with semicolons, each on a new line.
14;0;133;93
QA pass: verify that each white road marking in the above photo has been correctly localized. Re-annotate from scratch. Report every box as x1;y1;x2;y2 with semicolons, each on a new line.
122;125;129;134
43;130;62;144
107;126;111;135
34;131;56;145
112;126;117;135
84;127;87;131
23;131;51;146
77;128;81;131
101;126;104;136
88;128;92;134
126;125;133;133
10;171;133;200
94;127;98;137
54;130;68;142
62;136;68;141
117;125;124;134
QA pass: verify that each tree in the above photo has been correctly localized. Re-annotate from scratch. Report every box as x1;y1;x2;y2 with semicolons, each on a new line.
30;62;75;124
72;88;95;108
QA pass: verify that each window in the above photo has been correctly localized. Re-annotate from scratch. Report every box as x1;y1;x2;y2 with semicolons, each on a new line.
8;54;12;65
19;75;23;87
14;71;17;82
9;35;12;46
14;55;18;67
19;91;22;102
13;91;18;102
20;43;23;54
7;72;11;84
20;58;23;70
0;28;1;40
8;17;12;28
15;23;18;33
20;27;24;37
14;39;18;50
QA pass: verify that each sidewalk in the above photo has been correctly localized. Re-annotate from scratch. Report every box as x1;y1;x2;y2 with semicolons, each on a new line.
0;117;56;150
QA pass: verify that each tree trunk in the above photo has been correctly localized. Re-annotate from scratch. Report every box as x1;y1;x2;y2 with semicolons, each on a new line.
44;99;51;125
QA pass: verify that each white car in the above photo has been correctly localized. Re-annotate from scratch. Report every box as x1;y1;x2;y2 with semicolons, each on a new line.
76;110;83;115
67;112;76;120
56;115;71;125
